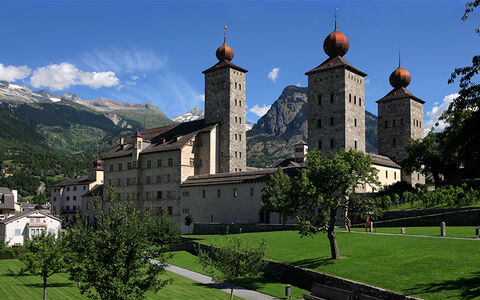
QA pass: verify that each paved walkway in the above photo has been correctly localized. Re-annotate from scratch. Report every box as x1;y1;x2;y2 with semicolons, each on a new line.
340;230;480;241
150;260;278;300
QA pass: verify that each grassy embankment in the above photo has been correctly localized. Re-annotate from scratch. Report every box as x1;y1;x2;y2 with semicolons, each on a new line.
188;230;480;300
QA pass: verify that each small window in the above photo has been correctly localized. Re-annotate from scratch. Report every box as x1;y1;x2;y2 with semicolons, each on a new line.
73;196;77;201
233;188;238;197
354;96;356;105
235;99;237;106
235;116;238;123
330;117;334;126
250;188;254;196
66;196;70;201
330;139;334;149
15;229;21;236
118;163;122;171
157;191;162;199
202;190;206;199
318;140;322;149
239;83;242;90
239;100;242;107
239;117;242;124
330;93;334;103
127;162;132;169
147;160;152;168
394;172;397;180
385;120;388;128
386;170;388;179
349;94;352;103
168;158;173;167
167;206;173;216
393;120;396;127
235;151;238;158
235;82;237;89
354;140;357;149
400;118;404;126
354;118;357;127
157;159;162;167
317;119;322;128
235;133;238;140
359;98;362;106
317;95;322;105
393;138;396;147
190;158;194;166
67;187;70;192
239;134;242;141
217;189;221;198
73;186;77;192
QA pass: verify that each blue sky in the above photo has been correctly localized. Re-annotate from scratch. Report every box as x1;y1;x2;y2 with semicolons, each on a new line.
0;0;478;130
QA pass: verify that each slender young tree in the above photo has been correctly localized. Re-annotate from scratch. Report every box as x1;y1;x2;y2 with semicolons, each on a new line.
20;232;66;300
295;150;380;259
65;189;179;300
198;235;267;300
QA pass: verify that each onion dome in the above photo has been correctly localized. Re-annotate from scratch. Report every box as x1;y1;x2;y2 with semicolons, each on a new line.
216;25;234;62
389;53;411;88
91;159;104;171
323;14;349;57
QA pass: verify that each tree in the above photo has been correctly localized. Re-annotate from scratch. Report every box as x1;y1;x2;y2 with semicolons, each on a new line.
197;235;267;300
20;232;66;300
64;190;179;300
438;0;480;178
400;132;457;187
184;214;193;234
293;149;379;259
262;167;297;224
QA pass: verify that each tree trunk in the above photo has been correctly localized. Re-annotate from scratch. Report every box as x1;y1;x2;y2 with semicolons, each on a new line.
230;284;235;300
328;208;340;259
43;276;47;300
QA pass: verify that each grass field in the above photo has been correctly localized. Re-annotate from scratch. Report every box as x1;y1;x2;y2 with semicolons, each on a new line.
169;250;308;299
189;231;480;300
0;259;241;300
349;226;480;238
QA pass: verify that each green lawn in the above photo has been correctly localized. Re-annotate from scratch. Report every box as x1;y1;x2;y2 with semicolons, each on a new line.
169;251;308;299
349;226;480;238
0;259;241;300
189;231;480;300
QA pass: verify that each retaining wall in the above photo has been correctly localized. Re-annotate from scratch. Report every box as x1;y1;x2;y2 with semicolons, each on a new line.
192;223;298;235
375;207;480;227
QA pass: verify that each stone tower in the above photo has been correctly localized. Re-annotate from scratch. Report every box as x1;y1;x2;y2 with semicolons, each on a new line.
203;27;247;173
377;55;425;185
306;18;367;154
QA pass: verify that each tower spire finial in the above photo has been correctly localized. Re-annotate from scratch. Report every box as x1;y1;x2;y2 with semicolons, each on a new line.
335;8;338;30
224;25;227;44
398;49;401;67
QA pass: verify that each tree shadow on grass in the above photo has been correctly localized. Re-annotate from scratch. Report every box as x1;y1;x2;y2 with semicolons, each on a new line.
194;275;277;291
404;272;480;299
290;257;335;269
24;282;74;288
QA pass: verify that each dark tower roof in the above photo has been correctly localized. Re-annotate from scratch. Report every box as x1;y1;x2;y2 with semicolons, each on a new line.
131;130;143;138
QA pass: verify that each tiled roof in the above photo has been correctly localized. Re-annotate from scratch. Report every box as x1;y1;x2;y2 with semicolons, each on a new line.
1;209;61;224
202;60;248;74
51;176;95;187
376;87;425;104
102;119;218;160
305;55;367;77
181;167;300;187
83;184;103;198
367;153;401;169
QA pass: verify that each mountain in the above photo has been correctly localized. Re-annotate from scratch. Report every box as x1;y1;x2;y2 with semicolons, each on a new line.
173;107;255;130
0;81;173;153
247;85;378;168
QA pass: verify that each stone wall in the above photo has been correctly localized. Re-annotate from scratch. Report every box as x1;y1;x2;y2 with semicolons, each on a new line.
192;222;298;235
376;207;480;227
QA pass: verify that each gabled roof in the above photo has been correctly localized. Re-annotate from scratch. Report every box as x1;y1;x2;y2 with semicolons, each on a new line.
305;55;367;77
83;184;103;198
102;119;218;160
181;167;300;187
367;153;401;169
376;87;425;104
202;60;248;74
51;176;94;187
1;209;61;224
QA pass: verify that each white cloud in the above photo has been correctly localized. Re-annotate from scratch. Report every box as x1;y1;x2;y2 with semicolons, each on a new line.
0;63;31;82
424;93;459;134
268;67;280;82
82;48;166;73
249;104;271;117
130;75;139;81
197;94;205;102
30;62;119;91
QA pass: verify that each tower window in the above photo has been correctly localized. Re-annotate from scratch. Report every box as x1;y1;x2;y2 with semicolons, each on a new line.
393;120;396;127
394;172;397;180
239;83;242;90
235;99;237;106
359;98;362;106
400;118;404;126
330;139;334;149
420;121;422;127
317;95;322;105
217;189;221;198
318;140;322;149
354;118;357;127
239;152;242;158
354;96;356;105
393;138;396;146
235;82;237;89
354;140;357;149
235;116;238;123
235;133;238;140
239;100;241;107
349;94;352;103
330;93;334;103
202;190;206;199
235;151;238;158
317;119;322;128
386;170;388;179
239;134;242;141
330;117;334;126
239;117;242;124
385;120;388;128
